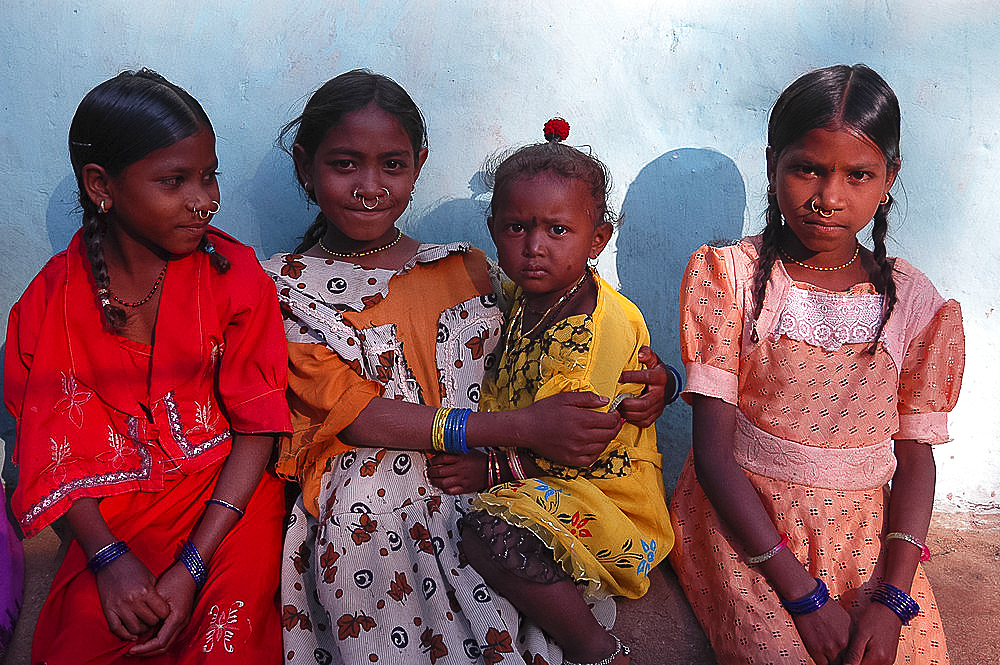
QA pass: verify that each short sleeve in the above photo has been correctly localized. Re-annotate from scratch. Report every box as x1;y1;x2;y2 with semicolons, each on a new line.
216;254;292;435
679;245;743;404
276;341;384;515
895;299;965;444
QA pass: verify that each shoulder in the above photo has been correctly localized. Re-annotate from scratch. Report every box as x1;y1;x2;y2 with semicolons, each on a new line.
594;274;648;340
890;256;939;294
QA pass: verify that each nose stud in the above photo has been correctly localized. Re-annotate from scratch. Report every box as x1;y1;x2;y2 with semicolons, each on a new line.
192;201;221;220
354;187;391;210
810;199;834;218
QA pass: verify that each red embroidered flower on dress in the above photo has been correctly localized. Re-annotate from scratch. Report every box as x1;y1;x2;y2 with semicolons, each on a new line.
543;118;570;142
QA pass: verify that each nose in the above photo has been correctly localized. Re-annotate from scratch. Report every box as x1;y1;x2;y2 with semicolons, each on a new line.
523;228;545;256
816;175;847;211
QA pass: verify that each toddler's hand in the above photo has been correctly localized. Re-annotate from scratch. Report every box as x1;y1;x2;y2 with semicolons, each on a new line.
427;451;489;494
617;346;669;428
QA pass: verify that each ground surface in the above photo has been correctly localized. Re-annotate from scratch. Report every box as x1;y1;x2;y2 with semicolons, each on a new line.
4;512;998;664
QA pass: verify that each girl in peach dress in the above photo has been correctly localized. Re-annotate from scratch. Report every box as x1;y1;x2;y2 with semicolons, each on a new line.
669;65;964;665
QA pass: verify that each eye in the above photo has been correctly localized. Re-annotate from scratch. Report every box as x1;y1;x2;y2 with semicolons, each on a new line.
204;171;220;184
848;170;874;182
504;223;524;234
550;224;569;236
160;176;183;187
328;159;355;171
385;159;407;170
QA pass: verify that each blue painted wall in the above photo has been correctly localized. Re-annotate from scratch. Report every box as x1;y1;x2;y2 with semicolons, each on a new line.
2;1;997;510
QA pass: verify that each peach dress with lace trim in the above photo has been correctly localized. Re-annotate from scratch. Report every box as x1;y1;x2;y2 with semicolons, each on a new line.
669;238;964;665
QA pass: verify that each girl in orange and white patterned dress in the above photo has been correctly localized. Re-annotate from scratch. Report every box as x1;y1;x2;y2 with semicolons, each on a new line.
669;65;964;665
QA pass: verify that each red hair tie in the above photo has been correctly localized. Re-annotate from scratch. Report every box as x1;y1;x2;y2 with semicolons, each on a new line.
543;117;570;142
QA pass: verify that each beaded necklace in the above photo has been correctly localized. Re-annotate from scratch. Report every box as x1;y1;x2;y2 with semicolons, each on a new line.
780;242;859;272
319;228;402;257
108;262;168;307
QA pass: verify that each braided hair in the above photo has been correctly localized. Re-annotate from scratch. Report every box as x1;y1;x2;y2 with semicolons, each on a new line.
278;69;428;254
755;64;900;351
69;68;229;331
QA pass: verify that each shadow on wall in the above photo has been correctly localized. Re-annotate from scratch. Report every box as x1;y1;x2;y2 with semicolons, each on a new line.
617;148;746;489
407;172;495;260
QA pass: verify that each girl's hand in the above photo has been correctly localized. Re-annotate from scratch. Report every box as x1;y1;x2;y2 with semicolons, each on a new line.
427;451;489;494
841;602;903;665
517;392;621;466
94;552;171;642
128;561;198;657
792;601;852;665
617;346;670;427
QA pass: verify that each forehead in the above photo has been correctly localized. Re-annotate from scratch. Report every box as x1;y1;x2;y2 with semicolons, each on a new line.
316;102;412;154
780;127;885;166
495;172;597;218
120;129;217;174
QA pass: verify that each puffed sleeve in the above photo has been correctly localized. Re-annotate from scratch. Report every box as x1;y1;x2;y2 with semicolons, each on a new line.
216;252;292;435
678;245;744;404
895;300;965;444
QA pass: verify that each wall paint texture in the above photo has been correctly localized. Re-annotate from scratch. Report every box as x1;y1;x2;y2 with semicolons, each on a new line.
1;0;997;510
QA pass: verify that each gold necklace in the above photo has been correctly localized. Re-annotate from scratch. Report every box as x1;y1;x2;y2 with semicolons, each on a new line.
319;228;402;257
108;262;168;307
514;269;591;339
780;243;859;272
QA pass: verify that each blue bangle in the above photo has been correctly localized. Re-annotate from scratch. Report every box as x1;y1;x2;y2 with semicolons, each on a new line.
780;577;829;615
666;364;684;404
443;408;471;454
87;540;130;574
177;540;208;588
871;582;920;624
205;498;245;519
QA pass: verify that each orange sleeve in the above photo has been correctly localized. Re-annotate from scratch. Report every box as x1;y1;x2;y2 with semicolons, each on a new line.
895;299;965;444
276;341;384;515
678;245;743;404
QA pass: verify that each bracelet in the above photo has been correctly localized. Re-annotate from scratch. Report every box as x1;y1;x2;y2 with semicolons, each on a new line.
443;408;471;454
871;582;920;624
666;364;683;404
747;533;788;565
486;448;499;487
177;540;208;588
87;540;130;574
431;407;450;452
205;498;245;519
886;531;931;562
505;447;527;481
779;577;829;616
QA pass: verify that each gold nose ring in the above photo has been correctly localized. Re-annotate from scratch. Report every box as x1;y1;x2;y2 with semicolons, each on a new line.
810;199;834;218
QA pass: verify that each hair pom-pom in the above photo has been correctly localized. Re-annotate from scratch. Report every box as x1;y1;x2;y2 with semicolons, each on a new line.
543;117;570;142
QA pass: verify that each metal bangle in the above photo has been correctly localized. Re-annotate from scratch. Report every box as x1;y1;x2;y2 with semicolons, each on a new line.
206;498;245;519
87;540;130;574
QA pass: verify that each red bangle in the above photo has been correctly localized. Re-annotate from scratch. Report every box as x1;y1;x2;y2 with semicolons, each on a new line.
748;533;788;565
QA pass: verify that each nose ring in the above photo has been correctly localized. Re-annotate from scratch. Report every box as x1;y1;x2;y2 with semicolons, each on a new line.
810;199;834;218
194;201;221;220
354;187;391;210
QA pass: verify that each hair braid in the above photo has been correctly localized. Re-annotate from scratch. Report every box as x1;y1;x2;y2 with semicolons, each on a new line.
750;192;784;336
81;208;127;330
869;196;897;352
198;236;230;273
294;213;328;254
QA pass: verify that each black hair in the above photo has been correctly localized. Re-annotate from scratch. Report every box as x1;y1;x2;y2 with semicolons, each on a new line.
69;68;228;330
485;125;618;229
279;69;428;253
756;64;901;351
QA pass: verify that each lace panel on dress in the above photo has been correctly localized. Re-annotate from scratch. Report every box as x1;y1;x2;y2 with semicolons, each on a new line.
773;286;883;351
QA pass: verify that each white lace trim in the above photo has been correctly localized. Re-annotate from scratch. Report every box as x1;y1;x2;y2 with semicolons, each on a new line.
773;286;883;351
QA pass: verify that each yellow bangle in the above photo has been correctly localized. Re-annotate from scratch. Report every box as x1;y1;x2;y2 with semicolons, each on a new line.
431;407;450;452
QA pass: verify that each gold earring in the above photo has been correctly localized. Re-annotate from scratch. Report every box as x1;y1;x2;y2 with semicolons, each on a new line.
99;200;108;214
880;193;890;205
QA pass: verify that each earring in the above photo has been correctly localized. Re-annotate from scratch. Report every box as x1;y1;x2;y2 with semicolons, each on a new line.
766;184;775;195
880;193;890;205
99;200;109;214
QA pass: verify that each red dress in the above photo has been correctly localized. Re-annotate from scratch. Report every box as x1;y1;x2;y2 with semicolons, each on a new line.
5;229;291;664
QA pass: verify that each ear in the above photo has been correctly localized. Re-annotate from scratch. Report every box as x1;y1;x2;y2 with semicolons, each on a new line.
486;215;497;241
589;221;614;259
413;147;429;181
884;157;900;193
765;146;777;189
82;163;113;210
292;144;314;193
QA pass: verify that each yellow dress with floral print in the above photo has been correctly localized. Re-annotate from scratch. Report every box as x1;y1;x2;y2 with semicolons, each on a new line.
475;273;673;599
